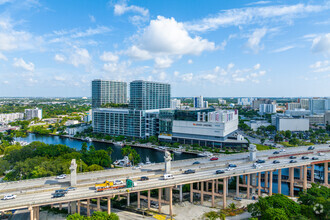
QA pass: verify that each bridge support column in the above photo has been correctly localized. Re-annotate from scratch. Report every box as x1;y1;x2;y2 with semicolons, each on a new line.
158;188;162;213
311;164;315;182
71;201;77;214
269;171;273;196
97;197;100;211
223;178;227;209
107;196;111;215
242;175;246;184
278;169;282;194
127;193;130;206
206;181;209;192
325;162;328;186
303;165;308;191
59;203;62;210
137;191;140;209
68;202;71;214
148;190;151;210
216;179;219;192
211;179;215;207
87;199;90;217
258;172;261;197
265;172;268;190
300;166;303;181
200;181;204;205
29;206;33;220
236;176;240;197
289;167;294;197
77;200;81;214
190;183;193;203
179;185;183;203
169;187;173;219
247;174;250;199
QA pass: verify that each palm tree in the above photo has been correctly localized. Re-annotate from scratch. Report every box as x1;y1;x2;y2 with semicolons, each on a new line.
203;211;219;220
228;202;236;210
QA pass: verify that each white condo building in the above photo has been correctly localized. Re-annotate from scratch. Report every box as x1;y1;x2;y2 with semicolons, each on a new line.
25;108;43;120
170;99;181;109
0;113;24;123
259;104;277;114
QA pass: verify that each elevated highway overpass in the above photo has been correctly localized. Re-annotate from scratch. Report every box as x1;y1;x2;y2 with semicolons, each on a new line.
0;144;329;219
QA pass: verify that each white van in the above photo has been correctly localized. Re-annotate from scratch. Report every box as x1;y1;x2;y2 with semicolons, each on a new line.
163;174;174;180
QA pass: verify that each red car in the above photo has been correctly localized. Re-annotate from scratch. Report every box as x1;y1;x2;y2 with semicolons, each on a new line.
210;157;218;161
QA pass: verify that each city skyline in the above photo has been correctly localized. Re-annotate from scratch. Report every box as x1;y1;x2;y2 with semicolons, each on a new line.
0;0;330;97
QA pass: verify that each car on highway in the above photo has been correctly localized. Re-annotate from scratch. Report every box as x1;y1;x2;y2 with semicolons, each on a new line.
140;176;149;181
114;180;124;185
289;160;297;163
3;194;16;200
273;151;279;154
133;166;141;170
280;149;286;152
56;174;67;179
312;157;319;160
308;146;315;150
52;193;65;198
216;170;225;174
193;161;201;165
289;156;297;159
163;174;174;180
228;164;237;167
273;160;280;164
301;156;309;160
210;157;218;161
55;189;68;194
233;197;242;201
256;159;265;163
225;167;235;171
253;163;262;169
184;169;196;174
66;187;76;191
150;201;159;208
319;152;325;156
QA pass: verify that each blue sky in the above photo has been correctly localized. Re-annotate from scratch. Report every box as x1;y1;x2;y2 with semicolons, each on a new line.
0;0;329;97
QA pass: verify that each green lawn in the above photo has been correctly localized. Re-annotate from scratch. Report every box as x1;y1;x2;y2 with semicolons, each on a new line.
255;144;275;151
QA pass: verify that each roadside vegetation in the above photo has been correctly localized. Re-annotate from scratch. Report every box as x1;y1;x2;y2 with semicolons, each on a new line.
247;183;329;220
67;211;119;220
0;141;111;181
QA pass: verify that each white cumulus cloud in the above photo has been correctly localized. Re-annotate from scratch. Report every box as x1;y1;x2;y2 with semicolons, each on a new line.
54;54;66;62
245;28;267;52
114;3;149;16
100;52;119;62
70;48;91;67
311;33;330;54
0;52;7;61
13;58;34;71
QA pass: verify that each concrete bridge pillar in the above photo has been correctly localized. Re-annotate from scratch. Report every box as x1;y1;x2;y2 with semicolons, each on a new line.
200;181;204;205
158;188;162;213
325;162;328;186
265;171;268;189
211;179;215;207
97;197;100;211
190;183;193;203
216;179;219;192
236;175;240;197
289;167;294;197
137;192;140;209
107;196;111;215
269;171;273;196
59;203;62;210
311;164;315;182
77;200;81;214
86;199;90;216
29;206;33;220
278;169;282;194
247;174;250;199
179;185;183;203
127;193;130;206
223;178;227;209
147;190;151;210
300;166;303;181
169;187;173;219
257;172;261;197
303;165;308;191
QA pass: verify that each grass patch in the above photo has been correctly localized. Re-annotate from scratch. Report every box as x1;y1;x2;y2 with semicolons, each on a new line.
255;144;275;151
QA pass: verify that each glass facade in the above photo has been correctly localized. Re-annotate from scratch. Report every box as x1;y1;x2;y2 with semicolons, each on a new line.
129;80;170;110
92;80;127;108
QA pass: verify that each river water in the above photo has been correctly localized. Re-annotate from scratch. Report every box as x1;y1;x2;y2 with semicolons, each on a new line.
15;133;197;163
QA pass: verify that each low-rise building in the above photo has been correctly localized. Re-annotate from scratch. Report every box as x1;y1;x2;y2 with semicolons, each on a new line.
244;120;271;131
0;113;24;123
305;114;325;125
273;116;309;131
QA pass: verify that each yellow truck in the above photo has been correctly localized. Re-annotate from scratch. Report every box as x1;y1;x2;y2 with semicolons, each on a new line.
95;179;135;192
